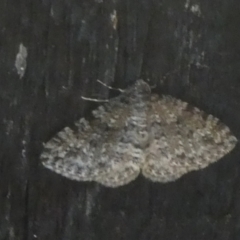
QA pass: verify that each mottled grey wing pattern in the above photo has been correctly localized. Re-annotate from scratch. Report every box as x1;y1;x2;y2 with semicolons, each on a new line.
41;80;238;187
142;94;237;182
41;81;151;187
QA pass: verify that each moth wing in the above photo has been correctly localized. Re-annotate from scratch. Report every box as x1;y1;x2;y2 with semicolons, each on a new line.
142;95;237;182
95;162;141;187
41;95;144;186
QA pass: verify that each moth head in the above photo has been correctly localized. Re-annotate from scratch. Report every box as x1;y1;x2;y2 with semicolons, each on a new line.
123;80;151;102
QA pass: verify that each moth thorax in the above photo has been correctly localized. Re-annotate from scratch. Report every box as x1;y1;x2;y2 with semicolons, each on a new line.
133;130;151;148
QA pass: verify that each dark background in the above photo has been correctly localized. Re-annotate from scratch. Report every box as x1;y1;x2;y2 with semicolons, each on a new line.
1;0;240;239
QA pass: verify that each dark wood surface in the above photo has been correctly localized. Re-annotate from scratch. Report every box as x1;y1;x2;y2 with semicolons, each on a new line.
1;0;240;239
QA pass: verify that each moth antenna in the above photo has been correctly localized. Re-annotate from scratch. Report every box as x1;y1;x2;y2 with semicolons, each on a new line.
97;79;124;92
81;96;109;103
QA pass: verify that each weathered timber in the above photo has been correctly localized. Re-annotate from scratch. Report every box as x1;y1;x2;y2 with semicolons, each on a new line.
1;0;240;239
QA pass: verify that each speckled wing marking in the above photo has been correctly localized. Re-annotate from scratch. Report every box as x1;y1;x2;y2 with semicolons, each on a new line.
141;94;238;182
41;80;238;187
41;80;151;187
95;161;141;187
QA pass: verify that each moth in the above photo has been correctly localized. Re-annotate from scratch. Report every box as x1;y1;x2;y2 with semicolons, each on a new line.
41;80;237;187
